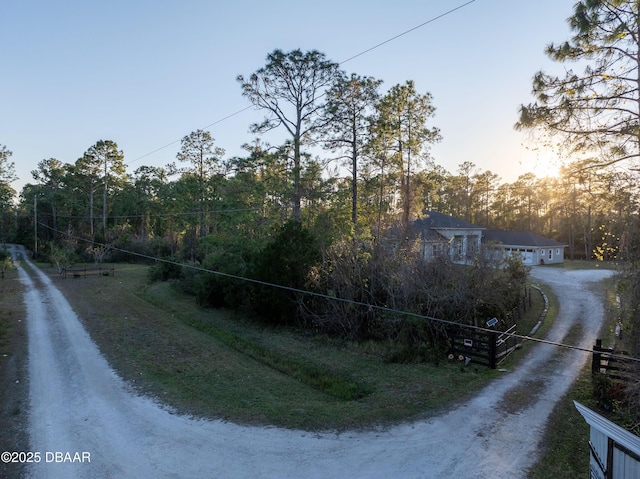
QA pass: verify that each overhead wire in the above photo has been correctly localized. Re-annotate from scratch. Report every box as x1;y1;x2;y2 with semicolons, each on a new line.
132;107;255;163
339;1;476;64
36;206;265;220
128;0;477;166
35;221;639;366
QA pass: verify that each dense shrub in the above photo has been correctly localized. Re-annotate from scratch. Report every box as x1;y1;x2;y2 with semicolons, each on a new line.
113;236;175;262
250;221;321;325
191;250;250;308
300;234;529;357
147;259;184;283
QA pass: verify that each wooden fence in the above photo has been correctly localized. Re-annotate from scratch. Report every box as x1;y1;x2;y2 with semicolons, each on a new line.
449;293;528;369
495;323;520;363
449;321;523;370
450;327;498;369
592;339;637;382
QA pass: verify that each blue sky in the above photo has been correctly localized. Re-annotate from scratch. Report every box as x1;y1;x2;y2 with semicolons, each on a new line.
1;0;576;194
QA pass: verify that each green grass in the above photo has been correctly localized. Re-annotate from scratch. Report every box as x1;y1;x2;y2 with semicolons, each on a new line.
498;378;546;414
547;259;618;270
0;265;29;479
0;316;10;355
0;264;25;357
53;263;506;430
143;292;373;401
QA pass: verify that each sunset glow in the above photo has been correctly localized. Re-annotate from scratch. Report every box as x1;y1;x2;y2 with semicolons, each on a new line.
529;156;561;179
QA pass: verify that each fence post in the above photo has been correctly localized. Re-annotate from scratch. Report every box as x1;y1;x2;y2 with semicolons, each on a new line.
592;339;602;375
489;330;497;369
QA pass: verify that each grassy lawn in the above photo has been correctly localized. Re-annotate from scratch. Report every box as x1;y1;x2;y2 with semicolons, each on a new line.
0;266;28;479
46;262;550;431
546;259;618;270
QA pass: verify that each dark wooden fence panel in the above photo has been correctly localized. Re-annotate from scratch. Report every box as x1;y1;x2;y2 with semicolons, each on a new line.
592;339;637;382
448;288;531;369
450;327;497;369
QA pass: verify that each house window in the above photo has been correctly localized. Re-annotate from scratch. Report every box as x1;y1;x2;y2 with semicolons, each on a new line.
454;237;463;256
431;243;446;258
541;249;545;256
548;249;553;260
556;249;560;256
469;235;480;254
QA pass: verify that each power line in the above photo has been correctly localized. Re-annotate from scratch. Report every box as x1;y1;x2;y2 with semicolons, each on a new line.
339;1;476;64
132;107;254;164
36;221;637;365
128;1;477;166
37;206;265;220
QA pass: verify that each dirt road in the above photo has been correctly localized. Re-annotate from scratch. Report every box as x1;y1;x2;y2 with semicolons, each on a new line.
12;244;614;478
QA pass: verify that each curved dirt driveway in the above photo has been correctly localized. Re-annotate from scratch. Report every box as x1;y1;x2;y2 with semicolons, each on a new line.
13;244;614;479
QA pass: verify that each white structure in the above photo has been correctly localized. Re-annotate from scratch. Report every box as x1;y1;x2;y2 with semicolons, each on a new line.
574;401;640;478
413;211;484;264
482;230;567;265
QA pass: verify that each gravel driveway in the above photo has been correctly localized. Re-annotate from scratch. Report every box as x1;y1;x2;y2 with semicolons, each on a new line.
13;244;615;479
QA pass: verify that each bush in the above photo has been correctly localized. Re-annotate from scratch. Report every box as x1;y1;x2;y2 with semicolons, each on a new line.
250;221;321;325
192;251;250;308
0;249;14;278
148;259;184;283
46;242;77;274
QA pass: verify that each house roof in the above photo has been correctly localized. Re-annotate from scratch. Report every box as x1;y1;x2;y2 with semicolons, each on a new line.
420;228;448;242
483;230;567;248
416;211;484;230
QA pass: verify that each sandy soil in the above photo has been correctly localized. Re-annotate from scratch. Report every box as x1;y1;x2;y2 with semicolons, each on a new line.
11;244;615;479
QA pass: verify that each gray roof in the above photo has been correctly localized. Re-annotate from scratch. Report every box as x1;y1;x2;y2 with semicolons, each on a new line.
483;230;567;248
416;211;484;230
420;228;448;242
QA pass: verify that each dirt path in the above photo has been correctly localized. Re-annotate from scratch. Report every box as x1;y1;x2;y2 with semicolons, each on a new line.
13;245;614;478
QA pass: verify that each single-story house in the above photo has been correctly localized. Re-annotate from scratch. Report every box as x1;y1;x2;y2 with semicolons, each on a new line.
482;230;567;265
409;211;566;265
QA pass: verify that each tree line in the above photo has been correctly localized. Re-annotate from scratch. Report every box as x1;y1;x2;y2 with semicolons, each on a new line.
2;143;634;264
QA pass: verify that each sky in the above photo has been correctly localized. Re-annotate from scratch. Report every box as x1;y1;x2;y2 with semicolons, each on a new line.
1;0;577;195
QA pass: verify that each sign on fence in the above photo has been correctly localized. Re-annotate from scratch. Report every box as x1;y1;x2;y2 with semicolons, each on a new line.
450;327;497;369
